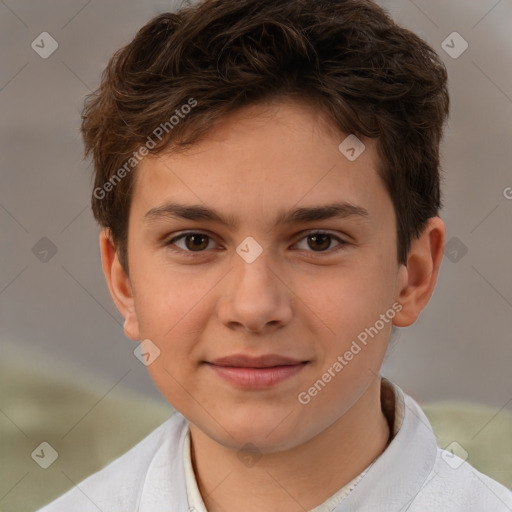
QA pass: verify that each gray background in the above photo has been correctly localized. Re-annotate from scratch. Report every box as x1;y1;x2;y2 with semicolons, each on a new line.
1;0;511;418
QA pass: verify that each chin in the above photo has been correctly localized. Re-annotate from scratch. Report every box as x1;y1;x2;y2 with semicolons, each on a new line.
212;407;310;453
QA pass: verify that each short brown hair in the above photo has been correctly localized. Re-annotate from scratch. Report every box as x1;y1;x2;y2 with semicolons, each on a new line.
81;0;449;271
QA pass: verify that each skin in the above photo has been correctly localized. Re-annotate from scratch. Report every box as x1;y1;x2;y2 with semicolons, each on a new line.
100;98;445;512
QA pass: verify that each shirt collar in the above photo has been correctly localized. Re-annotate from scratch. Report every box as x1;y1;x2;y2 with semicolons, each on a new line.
140;378;437;512
332;378;438;511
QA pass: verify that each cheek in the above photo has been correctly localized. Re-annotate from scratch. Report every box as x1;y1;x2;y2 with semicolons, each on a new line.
309;266;397;382
132;250;207;331
131;260;222;377
314;263;394;329
302;275;392;405
137;283;211;411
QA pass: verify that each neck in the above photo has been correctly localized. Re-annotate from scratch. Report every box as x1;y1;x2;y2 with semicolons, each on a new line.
189;377;390;512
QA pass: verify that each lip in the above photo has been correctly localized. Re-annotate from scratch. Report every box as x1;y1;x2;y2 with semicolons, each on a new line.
209;354;306;368
205;354;309;389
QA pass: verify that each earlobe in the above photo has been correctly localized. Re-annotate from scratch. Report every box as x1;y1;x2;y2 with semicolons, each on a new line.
99;229;141;341
393;217;445;327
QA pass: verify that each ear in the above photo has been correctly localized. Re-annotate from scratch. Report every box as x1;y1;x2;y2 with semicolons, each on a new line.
393;217;445;327
99;229;141;341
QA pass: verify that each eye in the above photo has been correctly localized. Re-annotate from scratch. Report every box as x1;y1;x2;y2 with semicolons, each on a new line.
293;230;347;254
166;232;216;254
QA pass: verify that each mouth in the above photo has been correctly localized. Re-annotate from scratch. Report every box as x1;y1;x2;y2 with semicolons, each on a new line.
204;354;310;388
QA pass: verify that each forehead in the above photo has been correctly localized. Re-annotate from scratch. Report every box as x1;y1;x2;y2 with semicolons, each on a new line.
131;98;391;228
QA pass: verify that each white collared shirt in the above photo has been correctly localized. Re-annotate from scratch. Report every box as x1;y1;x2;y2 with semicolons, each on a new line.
183;407;383;512
37;379;512;511
183;429;374;512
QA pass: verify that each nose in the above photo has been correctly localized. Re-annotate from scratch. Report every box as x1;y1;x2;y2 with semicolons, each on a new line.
217;246;293;334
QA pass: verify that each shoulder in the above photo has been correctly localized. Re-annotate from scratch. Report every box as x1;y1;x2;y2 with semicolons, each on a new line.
380;381;512;511
35;412;188;512
409;446;512;511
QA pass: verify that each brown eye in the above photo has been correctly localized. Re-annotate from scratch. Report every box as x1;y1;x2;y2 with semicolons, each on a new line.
307;233;332;251
295;231;345;253
167;232;214;253
183;233;210;251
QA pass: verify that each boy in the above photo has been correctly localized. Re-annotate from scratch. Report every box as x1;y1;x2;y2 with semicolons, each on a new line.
38;0;512;510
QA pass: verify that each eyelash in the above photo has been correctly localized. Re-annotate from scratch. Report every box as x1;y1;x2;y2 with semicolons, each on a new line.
164;230;348;258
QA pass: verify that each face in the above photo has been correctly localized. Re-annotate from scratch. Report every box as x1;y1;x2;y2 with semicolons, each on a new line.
121;99;405;453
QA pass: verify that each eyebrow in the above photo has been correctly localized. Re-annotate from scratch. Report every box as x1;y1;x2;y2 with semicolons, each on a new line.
144;201;369;229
